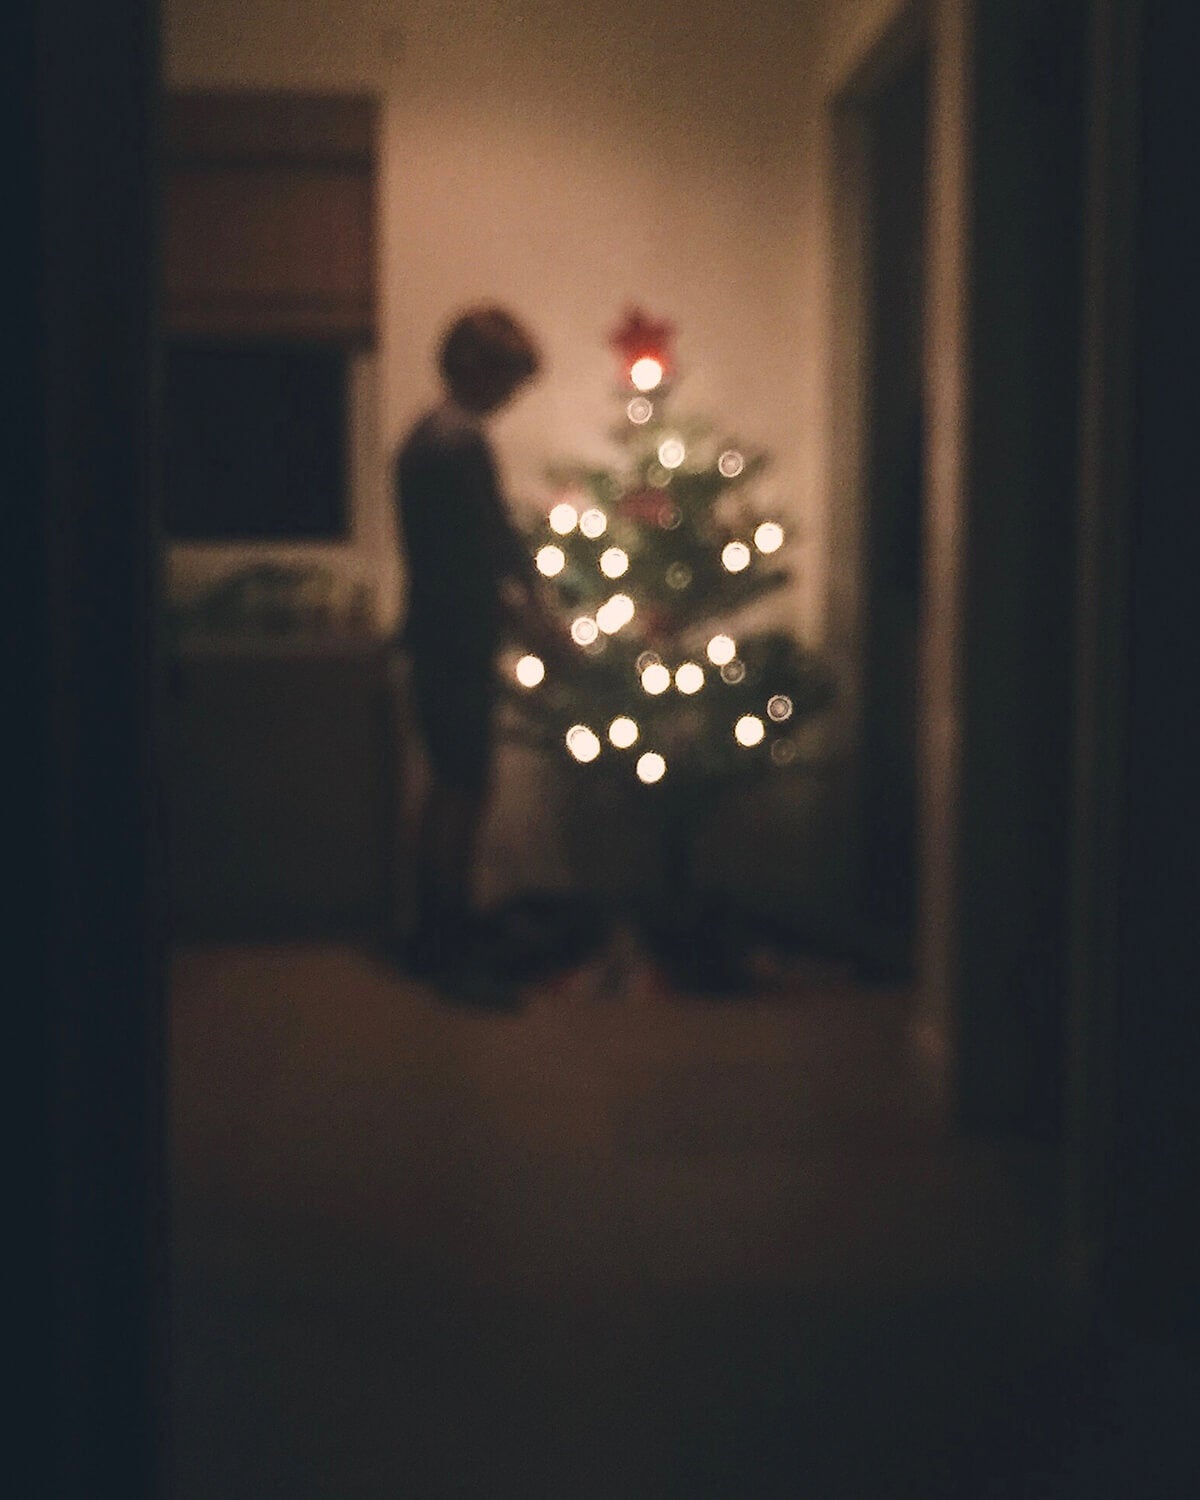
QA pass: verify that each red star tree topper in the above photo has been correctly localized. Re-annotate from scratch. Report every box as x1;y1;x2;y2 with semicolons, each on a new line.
608;307;677;387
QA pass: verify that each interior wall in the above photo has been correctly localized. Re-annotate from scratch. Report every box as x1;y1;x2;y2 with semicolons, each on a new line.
952;0;1087;1136
161;0;957;930
165;0;829;645
913;0;971;1093
162;0;855;914
27;0;166;1489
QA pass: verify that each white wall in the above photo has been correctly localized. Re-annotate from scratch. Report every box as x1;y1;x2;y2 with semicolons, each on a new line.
164;0;831;640
163;0;953;928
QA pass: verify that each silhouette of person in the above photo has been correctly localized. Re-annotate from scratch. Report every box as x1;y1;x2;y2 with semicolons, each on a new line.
394;306;566;994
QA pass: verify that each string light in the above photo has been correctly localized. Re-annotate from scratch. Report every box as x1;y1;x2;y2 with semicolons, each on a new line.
767;694;793;722
531;322;828;788
596;594;635;634
549;502;578;535
515;654;544;687
636;751;666;784
608;716;639;748
630;357;664;392
706;634;736;666
734;715;765;747
566;724;601;763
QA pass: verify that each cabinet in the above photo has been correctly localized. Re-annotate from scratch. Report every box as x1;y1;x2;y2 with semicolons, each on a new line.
165;639;404;938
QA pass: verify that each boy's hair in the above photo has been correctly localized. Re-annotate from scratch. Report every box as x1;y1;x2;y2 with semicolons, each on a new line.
438;306;542;400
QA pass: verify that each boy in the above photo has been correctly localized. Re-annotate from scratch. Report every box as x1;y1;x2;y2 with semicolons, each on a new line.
395;306;565;994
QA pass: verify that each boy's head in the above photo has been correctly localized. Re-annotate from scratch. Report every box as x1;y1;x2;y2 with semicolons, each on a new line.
439;305;542;415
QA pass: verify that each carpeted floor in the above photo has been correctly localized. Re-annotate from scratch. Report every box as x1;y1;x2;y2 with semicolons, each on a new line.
168;940;1122;1497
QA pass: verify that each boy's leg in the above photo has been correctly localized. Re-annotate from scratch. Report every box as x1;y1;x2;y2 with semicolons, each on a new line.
402;653;517;998
410;777;521;1006
413;776;487;964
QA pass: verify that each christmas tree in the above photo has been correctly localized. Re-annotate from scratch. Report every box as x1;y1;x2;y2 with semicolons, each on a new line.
499;309;835;984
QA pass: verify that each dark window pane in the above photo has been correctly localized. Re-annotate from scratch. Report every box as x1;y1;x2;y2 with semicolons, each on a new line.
164;343;349;540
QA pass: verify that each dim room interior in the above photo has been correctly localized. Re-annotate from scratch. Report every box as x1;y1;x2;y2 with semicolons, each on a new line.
92;0;1193;1494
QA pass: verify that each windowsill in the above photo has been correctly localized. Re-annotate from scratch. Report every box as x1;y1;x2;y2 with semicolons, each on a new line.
169;625;390;658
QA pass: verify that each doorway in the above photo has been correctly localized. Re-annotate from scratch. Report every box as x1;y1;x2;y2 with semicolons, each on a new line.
826;9;931;986
857;39;928;980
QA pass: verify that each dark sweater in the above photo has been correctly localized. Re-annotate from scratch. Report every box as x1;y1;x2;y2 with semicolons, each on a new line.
395;401;532;672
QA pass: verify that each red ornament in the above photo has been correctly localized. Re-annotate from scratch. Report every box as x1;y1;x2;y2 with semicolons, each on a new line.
641;606;674;644
608;306;676;383
619;488;666;522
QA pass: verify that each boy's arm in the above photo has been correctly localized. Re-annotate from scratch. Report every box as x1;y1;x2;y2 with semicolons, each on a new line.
496;544;572;669
469;438;573;667
500;577;572;669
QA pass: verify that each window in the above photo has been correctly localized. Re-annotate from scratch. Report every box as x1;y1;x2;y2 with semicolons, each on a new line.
163;342;349;541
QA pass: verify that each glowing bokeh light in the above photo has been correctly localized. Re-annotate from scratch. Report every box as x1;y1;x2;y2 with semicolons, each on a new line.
566;724;601;763
659;503;682;529
596;593;635;634
608;716;639;749
641;662;671;695
718;449;745;478
721;659;746;684
754;521;784;554
767;694;793;722
770;739;797;766
579;508;608;539
599;546;629;578
630;357;664;392
515;654;545;688
536;544;565;577
657;437;686;470
549;502;578;535
735;715;765;747
706;633;737;666
571;615;599;646
665;561;692;590
722;540;751;573
627;396;653;424
637;751;667;784
675;662;704;695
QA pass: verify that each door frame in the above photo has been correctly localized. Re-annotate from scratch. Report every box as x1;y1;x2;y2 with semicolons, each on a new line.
824;0;970;1096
